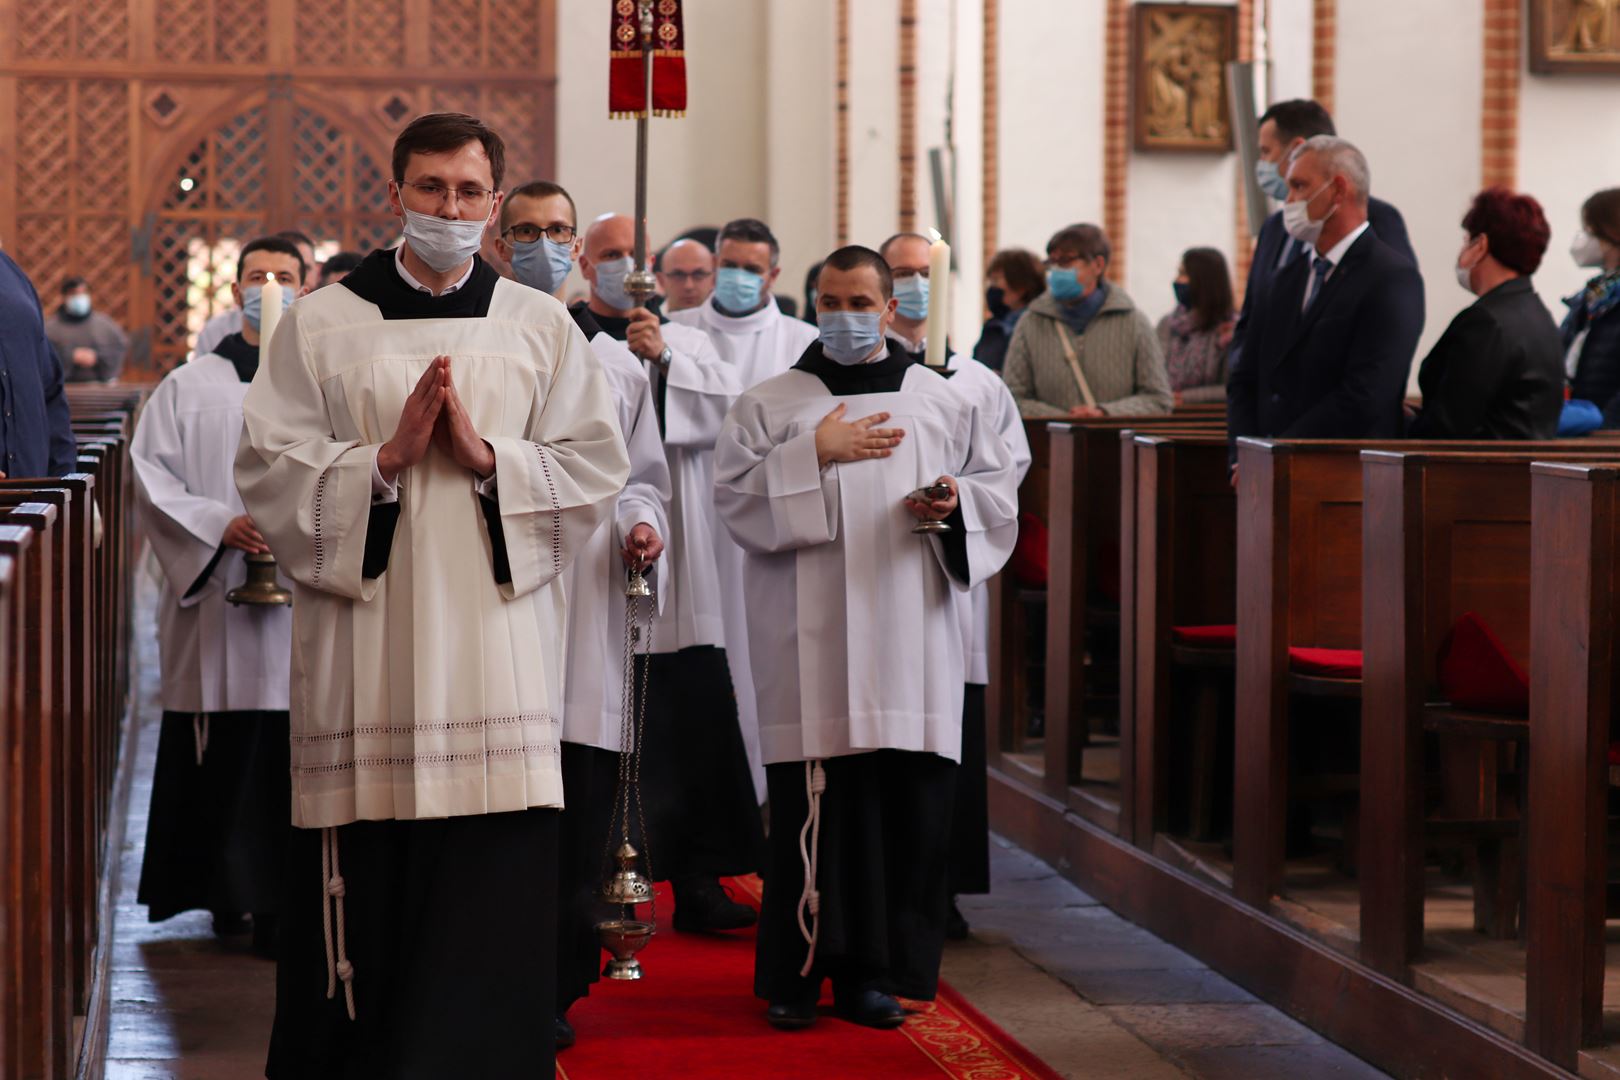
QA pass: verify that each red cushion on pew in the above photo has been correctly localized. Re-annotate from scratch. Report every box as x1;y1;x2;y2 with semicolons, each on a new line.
1288;647;1364;679
1170;624;1237;648
1608;743;1620;767
1010;512;1049;588
1436;611;1529;715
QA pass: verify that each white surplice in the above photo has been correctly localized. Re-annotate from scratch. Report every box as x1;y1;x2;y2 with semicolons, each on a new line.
712;365;1019;765
235;282;630;829
669;298;819;793
645;320;740;654
562;331;672;752
132;353;292;714
194;309;243;360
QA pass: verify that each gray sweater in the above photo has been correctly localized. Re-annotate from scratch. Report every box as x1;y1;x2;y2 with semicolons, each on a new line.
44;308;128;383
1001;285;1173;418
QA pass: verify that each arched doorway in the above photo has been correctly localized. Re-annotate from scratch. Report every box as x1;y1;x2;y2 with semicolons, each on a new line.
141;95;400;372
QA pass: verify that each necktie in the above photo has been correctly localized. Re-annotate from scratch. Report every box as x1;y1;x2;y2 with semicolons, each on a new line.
1303;256;1332;311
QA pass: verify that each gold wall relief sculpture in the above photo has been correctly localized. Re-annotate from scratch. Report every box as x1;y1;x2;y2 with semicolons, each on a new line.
1132;3;1237;153
1531;0;1620;73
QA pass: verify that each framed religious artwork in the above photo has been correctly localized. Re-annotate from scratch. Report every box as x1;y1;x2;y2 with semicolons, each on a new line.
1530;0;1620;74
1132;2;1237;153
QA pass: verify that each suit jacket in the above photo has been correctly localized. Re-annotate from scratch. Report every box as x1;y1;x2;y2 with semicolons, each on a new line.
1229;197;1414;371
1408;277;1563;440
1227;226;1425;448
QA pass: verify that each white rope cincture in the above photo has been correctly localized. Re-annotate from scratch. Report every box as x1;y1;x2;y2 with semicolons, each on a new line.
191;715;209;767
796;759;827;978
320;826;356;1020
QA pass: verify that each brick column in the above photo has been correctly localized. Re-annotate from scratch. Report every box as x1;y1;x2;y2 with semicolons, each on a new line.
899;0;918;232
1234;0;1256;302
1104;0;1129;283
836;0;851;245
1481;0;1520;189
1312;0;1336;114
982;0;999;276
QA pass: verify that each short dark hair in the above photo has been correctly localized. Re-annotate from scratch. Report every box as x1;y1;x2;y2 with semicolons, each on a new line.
392;112;506;191
717;217;780;266
502;180;577;231
1464;188;1552;276
238;235;307;285
319;250;365;280
1258;99;1336;144
986;248;1045;304
276;229;315;251
61;275;89;294
878;232;932;261
1582;187;1620;248
820;245;893;300
1047;224;1112;270
1179;247;1235;331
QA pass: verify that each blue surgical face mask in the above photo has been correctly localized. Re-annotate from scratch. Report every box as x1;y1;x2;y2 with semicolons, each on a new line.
715;266;766;313
1047;267;1086;303
893;274;930;320
64;294;91;318
242;283;294;332
592;255;636;310
1255;158;1290;201
818;310;885;365
512;237;574;295
1173;282;1193;309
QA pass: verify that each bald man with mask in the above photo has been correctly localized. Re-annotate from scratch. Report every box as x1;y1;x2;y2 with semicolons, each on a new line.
573;213;765;936
657;238;717;314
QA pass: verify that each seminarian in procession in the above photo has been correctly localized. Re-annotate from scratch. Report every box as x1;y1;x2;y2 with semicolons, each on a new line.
21;1;1620;1077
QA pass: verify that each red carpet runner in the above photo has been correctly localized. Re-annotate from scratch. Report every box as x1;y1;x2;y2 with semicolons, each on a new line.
557;876;1063;1080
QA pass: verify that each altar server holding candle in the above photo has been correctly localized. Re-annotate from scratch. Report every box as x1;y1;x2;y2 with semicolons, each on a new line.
131;235;303;951
713;245;1019;1031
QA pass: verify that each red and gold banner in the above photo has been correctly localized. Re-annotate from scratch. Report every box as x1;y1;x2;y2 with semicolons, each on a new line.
609;0;687;119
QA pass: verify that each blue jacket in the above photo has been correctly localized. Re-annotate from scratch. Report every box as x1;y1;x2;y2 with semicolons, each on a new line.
1228;226;1425;447
1563;278;1620;427
0;251;78;477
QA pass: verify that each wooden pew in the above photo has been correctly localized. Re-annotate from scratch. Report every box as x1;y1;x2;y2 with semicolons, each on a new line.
1122;432;1237;851
1042;416;1223;834
1522;461;1620;1070
988;419;1052;769
1357;450;1620;982
0;536;26;1080
1232;437;1620;910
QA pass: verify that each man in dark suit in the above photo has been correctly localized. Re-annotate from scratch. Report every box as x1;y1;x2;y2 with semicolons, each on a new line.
1227;136;1425;454
1230;100;1416;371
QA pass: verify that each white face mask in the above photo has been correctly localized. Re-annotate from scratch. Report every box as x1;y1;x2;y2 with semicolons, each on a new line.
1455;236;1484;295
1572;229;1606;270
401;206;490;273
1282;181;1335;245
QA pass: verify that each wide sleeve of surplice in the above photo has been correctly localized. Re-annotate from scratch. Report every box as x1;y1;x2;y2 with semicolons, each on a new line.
616;369;672;548
931;401;1019;590
661;326;742;449
132;374;234;607
236;304;383;602
713;388;840;555
483;318;631;601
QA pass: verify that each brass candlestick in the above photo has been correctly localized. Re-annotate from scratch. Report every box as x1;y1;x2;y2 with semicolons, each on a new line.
226;551;292;606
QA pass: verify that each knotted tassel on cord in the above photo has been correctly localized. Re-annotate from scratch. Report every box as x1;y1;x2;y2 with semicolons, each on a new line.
191;715;209;767
796;759;827;978
320;826;357;1020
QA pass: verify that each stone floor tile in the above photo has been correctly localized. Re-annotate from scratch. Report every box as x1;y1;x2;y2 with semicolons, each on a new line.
1060;968;1259;1006
1102;1003;1325;1053
1173;1042;1391;1079
1023;939;1211;977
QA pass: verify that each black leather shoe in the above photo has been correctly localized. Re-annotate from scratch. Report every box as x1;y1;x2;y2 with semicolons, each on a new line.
555;1014;576;1051
835;988;907;1029
673;878;758;933
945;898;970;941
766;999;818;1030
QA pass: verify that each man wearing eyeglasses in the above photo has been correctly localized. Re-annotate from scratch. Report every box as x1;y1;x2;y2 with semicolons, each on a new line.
238;112;630;1079
656;238;716;314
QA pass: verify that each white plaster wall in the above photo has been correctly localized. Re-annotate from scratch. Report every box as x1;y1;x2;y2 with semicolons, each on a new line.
947;0;988;351
1265;0;1314;103
764;0;837;312
1334;0;1483;366
997;0;1106;256
1125;154;1236;326
1519;71;1620;325
554;0;768;247
847;0;902;249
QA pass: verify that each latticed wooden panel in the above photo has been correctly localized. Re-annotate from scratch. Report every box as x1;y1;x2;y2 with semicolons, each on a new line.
296;0;347;65
486;0;541;69
155;0;208;63
17;3;71;60
212;109;270;213
73;217;133;325
215;0;268;62
429;84;482;117
78;0;133;60
352;1;405;66
18;81;72;198
486;85;546;186
77;81;131;212
430;2;483;67
294;108;348;213
14;217;71;307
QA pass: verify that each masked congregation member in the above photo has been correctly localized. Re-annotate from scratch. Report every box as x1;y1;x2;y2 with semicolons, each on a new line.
656;237;717;314
714;246;1019;1030
571;211;765;933
498;181;674;1049
197;230;317;356
0;250;77;479
879;233;1032;936
131;235;302;951
1407;188;1562;441
1563;188;1620;430
44;275;129;383
236;113;630;1078
669;217;820;796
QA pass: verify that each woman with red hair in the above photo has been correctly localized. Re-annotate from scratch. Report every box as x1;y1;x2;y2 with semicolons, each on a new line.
1408;188;1564;439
